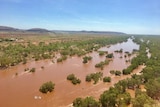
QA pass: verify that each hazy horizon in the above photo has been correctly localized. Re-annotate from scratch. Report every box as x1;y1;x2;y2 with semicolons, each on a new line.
0;0;160;35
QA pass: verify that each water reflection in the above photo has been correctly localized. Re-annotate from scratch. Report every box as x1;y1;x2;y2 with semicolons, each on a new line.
99;38;139;53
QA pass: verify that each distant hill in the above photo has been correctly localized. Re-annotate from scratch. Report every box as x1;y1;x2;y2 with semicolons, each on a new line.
0;26;50;33
82;31;126;35
0;26;20;32
77;30;126;35
0;25;126;35
26;28;49;33
53;30;126;35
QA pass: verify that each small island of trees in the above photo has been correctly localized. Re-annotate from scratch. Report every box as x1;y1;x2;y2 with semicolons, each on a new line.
98;51;107;56
95;60;110;70
106;53;114;58
85;72;103;84
103;76;111;82
82;56;92;63
67;74;81;85
110;70;121;76
39;81;55;93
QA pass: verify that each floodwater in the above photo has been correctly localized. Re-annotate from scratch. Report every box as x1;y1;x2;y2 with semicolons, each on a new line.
0;38;143;107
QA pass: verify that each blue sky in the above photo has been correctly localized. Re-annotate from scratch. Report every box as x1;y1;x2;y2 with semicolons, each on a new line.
0;0;160;34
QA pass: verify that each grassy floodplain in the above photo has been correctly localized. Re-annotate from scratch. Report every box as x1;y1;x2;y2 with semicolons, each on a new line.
0;33;128;69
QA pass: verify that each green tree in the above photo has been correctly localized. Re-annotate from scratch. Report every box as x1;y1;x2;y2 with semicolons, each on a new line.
114;80;127;93
106;53;114;58
145;78;160;99
30;68;36;73
103;76;111;82
67;74;81;85
82;56;92;63
117;92;131;106
39;81;55;93
73;98;83;107
85;75;92;82
115;70;121;76
132;91;155;107
100;87;118;107
67;74;75;80
73;97;100;107
86;72;103;84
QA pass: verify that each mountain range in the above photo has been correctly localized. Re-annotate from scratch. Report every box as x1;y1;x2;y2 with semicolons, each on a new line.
0;26;126;35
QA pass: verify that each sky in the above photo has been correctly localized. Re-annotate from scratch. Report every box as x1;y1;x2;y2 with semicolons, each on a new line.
0;0;160;34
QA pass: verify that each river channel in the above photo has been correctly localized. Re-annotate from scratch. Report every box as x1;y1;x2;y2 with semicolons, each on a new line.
0;38;143;107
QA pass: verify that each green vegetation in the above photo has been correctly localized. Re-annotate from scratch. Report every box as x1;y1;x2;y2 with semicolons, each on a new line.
67;74;81;85
0;38;17;42
29;68;36;73
57;56;67;62
0;35;128;69
39;81;55;93
122;37;148;75
109;70;121;76
106;53;114;58
115;70;121;76
110;70;115;74
24;68;29;71
82;56;92;63
132;90;155;107
98;51;107;56
145;78;160;99
85;72;103;84
103;76;111;82
114;49;123;53
57;58;63;62
73;97;100;107
100;87;131;107
95;60;110;70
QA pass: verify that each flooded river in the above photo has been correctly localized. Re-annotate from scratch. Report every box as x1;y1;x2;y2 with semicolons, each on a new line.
0;38;143;107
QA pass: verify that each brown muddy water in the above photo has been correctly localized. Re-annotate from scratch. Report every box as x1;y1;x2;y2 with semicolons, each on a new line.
0;38;144;107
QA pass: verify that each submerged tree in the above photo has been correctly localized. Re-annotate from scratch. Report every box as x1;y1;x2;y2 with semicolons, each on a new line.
85;72;103;84
106;53;114;58
67;74;81;85
82;56;92;63
73;97;100;107
103;76;111;82
39;81;55;93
